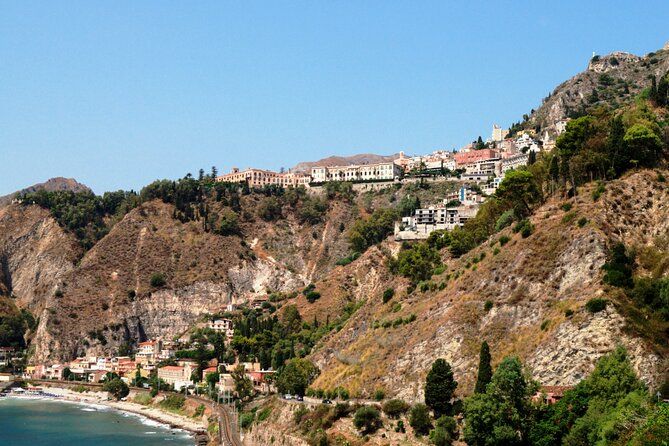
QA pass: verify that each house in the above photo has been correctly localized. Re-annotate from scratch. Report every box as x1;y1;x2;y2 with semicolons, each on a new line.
136;340;161;365
534;385;573;404
202;366;219;382
454;149;499;167
247;370;275;394
0;373;15;383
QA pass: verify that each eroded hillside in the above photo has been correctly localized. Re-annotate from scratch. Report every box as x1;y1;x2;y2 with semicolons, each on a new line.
303;170;669;400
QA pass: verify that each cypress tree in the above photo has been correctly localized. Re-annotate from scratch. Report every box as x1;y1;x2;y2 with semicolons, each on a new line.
474;341;492;394
424;358;458;417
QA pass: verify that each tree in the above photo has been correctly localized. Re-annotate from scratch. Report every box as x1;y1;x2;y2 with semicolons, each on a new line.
425;358;458;417
623;124;663;168
275;358;319;396
211;166;218;179
348;208;398;252
231;364;254;401
410;403;433;436
353;406;382;434
464;356;536;446
495;170;541;218
474;341;492;394
430;415;457;446
382;399;410;418
206;371;220;389
396;243;442;283
103;378;129;400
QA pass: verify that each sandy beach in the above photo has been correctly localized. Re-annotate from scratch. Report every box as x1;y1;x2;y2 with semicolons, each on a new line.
16;386;206;435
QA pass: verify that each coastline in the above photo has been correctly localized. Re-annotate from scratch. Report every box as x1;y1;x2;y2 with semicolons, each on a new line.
7;386;205;437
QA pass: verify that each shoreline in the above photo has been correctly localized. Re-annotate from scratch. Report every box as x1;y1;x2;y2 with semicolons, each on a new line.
5;386;205;439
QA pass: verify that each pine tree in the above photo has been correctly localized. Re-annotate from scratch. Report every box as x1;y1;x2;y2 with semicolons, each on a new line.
424;358;458;417
474;341;492;394
211;166;218;179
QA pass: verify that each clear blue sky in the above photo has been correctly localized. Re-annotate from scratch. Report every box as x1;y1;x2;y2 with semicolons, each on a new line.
1;1;668;194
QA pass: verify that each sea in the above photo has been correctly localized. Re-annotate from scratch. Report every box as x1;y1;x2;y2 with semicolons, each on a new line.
0;397;194;445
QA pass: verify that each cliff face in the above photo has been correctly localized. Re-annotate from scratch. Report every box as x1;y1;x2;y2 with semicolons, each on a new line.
305;170;668;400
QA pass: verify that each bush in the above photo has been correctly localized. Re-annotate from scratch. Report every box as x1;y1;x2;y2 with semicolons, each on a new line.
374;388;386;401
160;394;186;411
592;182;606;201
348;208;398;252
565;309;574;317
410;403;433;436
577;217;588;227
240;412;255;429
499;235;510;246
133;393;153;406
494;209;515;232
602;243;634;288
585;298;608;313
513;219;533;238
383;399;410;418
150;273;166;288
395;242;442;283
382;288;395;303
484;300;493;312
336;252;360;266
305;291;321;303
353;406;382;434
103;378;129;401
562;211;577;224
560;202;573;211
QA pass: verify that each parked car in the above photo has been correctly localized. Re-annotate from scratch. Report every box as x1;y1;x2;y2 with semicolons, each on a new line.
283;394;293;400
295;395;304;401
322;399;332;404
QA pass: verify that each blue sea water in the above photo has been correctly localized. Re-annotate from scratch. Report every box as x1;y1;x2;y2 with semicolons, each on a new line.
0;397;193;445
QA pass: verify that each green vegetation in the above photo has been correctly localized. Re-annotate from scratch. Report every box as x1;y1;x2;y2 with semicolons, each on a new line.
335;251;360;266
392;242;442;283
150;272;166;288
102;378;129;401
382;399;410;418
409;403;433;436
474;341;492;394
425;358;458;417
0;308;36;348
159;394;186;413
275;358;319;396
348;208;398;252
382;287;395;303
585;298;608;313
353;406;382;434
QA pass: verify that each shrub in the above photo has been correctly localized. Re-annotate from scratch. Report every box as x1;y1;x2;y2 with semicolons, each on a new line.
494;209;515;232
150;273;166;288
374;388;386;401
410;404;433;436
294;406;309;425
493;247;500;256
585;298;608;313
514;219;533;238
499;235;510;246
395;242;442;283
305;291;321;303
592;182;606;201
560;202;573;211
540;319;550;331
353;406;382;434
484;300;493;312
336;252;361;266
333;402;353;420
383;399;410;418
382;288;395;303
577;217;588;227
240;412;255;429
565;309;574;317
256;407;272;422
562;211;577;224
160;394;186;411
133;393;153;406
602;243;634;288
658;173;666;183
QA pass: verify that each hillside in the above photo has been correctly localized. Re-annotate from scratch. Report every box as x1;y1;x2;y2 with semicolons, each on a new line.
300;170;668;400
525;42;669;137
0;177;90;207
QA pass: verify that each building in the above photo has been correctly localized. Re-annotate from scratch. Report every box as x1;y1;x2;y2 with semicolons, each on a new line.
394;151;456;173
395;202;479;240
534;386;573;405
492;124;509;142
454;149;499;167
216;168;311;188
555;119;570;135
311;162;402;183
136;340;161;365
502;153;530;173
157;360;196;391
514;133;540;153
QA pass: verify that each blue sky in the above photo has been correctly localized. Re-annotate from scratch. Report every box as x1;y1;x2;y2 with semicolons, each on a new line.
1;1;668;194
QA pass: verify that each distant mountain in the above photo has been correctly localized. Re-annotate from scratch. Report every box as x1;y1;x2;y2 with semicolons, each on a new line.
292;153;400;173
0;177;91;206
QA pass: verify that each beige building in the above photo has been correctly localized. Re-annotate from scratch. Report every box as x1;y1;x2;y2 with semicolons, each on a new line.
216;168;311;188
311;162;402;183
492;124;509;142
157;360;196;390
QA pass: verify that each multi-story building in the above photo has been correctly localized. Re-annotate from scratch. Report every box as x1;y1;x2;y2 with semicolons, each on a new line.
209;318;235;343
502;153;530;173
514;133;540;153
454;149;499;167
157;360;197;390
396;202;479;240
216;168;311;188
311;162;402;183
136;340;161;365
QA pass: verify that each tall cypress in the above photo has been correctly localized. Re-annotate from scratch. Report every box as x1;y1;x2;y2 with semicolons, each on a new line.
474;341;493;394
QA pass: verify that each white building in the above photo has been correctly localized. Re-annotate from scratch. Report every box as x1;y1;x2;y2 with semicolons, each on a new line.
217;168;311;188
502;153;530;173
311;162;402;183
515;133;540;153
